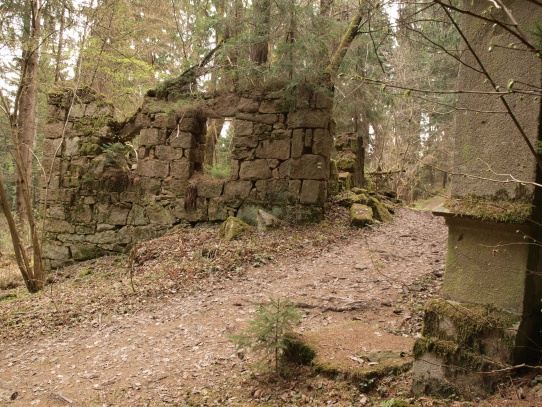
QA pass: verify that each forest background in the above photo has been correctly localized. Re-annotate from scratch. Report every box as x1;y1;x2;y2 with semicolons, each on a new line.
1;0;540;292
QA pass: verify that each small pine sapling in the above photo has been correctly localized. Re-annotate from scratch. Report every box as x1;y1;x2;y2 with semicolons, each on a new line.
231;297;302;375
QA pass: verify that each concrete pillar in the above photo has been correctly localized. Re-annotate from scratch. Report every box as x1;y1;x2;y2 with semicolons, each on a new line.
413;1;542;398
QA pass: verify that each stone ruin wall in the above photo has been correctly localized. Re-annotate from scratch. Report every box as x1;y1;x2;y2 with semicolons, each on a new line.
41;85;334;270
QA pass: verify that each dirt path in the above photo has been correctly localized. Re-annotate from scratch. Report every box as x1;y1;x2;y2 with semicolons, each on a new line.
0;208;448;406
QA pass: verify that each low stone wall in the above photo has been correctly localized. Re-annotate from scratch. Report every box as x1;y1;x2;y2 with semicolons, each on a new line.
41;84;333;269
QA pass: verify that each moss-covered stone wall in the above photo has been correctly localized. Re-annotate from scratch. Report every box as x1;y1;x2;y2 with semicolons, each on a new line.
41;84;333;270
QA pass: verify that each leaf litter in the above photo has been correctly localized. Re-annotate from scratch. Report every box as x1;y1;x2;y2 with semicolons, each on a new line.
0;205;539;406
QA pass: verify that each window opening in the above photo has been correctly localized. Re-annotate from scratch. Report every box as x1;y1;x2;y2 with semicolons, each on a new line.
204;118;234;179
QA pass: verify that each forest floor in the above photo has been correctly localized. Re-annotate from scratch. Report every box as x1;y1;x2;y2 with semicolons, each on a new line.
0;202;541;406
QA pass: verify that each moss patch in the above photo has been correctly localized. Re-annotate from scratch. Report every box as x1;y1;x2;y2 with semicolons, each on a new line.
419;299;520;366
282;335;317;365
219;217;253;241
444;194;533;223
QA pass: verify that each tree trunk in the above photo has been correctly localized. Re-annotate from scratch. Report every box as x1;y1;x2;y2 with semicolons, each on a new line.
54;4;66;83
326;7;363;76
0;172;43;292
16;0;41;223
9;0;45;293
251;0;270;65
204;118;225;167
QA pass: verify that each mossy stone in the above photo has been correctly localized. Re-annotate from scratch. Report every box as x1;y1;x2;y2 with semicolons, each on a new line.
368;196;393;223
219;216;253;241
350;204;373;227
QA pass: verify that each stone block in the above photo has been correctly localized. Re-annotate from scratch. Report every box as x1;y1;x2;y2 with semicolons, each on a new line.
71;243;105;261
62;137;80;157
239;160;272;180
289;155;328;180
229;160;240;180
286;110;329;129
350;204;373;227
233;134;258;149
116;226;138;245
134;112;152;129
153;111;178;129
41;157;61;173
70;203;93;223
75;224;95;234
61;176;79;188
108;204;131;225
43;138;63;158
127;204;148;226
93;203;111;223
86;230;117;244
289;180;302;202
46;204;66;220
235;203;261;225
232;119;252;137
254;123;273;140
44;176;61;192
137;159;169;178
256;138;291;160
42;243;70;261
260;99;288;113
169;130;195;149
69;103;85;118
45;219;75;234
224;180;253;201
368;196;393;223
266;159;280;169
55;233;86;243
208;197;228;221
231;148;255;161
147;202;176;225
300;180;326;205
312;128;333;157
45;121;71;139
155;145;182;161
170;158;192;180
137;176;162;195
139;128;162;146
238;97;260;113
185;197;209;222
277;159;291;178
69;156;89;177
197;179;225;198
120;192;137;203
138;146;149;159
254;179;290;202
219;216;253;241
178;117;203;133
46;105;65;122
208;94;239;116
314;88;333;110
236;112;278;125
305;129;313;147
292;129;304;158
162;177;189;196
